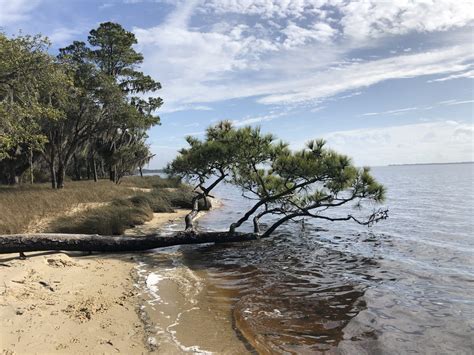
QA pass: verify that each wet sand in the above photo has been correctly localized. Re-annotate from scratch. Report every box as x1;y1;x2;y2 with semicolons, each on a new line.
135;250;251;354
130;201;250;354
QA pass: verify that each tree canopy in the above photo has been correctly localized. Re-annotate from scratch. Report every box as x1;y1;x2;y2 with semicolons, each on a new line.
0;22;161;187
168;121;388;236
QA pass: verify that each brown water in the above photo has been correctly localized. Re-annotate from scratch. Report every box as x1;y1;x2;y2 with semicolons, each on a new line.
139;164;474;354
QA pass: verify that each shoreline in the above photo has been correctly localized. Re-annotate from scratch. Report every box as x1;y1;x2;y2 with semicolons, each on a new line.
129;199;250;354
0;200;249;354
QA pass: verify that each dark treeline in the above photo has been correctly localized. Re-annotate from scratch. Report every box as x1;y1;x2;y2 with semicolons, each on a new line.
0;22;161;188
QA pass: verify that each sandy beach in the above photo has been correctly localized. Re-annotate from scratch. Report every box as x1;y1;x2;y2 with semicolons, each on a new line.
0;210;189;354
0;251;146;354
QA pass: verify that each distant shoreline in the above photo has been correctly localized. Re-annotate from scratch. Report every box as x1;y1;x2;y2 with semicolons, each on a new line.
387;161;473;167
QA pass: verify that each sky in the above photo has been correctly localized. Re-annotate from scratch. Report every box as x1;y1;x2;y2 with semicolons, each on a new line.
1;0;473;167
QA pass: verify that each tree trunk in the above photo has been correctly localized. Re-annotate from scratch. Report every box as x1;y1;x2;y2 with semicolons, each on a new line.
86;160;91;180
185;194;201;231
56;163;66;189
29;146;34;185
8;163;17;185
0;231;259;254
109;166;116;182
253;216;261;234
92;157;98;182
50;151;57;189
73;154;81;181
262;213;301;238
139;166;143;177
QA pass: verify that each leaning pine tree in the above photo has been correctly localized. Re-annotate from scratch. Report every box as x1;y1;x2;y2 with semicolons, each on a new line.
0;122;387;254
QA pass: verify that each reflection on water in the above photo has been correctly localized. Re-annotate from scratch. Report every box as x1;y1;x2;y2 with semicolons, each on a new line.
141;163;474;354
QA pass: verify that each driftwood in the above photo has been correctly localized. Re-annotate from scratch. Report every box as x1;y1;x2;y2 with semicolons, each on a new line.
0;231;260;254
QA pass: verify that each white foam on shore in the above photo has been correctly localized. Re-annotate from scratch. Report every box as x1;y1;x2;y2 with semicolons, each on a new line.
145;272;165;303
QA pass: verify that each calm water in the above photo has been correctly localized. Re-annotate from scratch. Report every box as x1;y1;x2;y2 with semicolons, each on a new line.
142;164;474;354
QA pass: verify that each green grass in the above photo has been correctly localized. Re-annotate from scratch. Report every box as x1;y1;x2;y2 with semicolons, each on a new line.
0;176;193;235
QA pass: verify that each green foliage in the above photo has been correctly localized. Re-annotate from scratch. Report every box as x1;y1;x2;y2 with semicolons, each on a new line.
168;120;238;182
0;22;163;188
0;33;69;159
88;22;144;78
158;186;195;209
170;121;387;234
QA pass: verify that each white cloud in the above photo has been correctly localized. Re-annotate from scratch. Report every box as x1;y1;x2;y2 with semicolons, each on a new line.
0;0;41;26
360;107;419;117
203;0;474;42
357;98;474;118
160;103;214;113
201;0;320;19
47;27;85;46
132;1;473;111
282;22;337;48
428;69;474;82
231;111;288;127
341;0;474;42
319;121;474;166
256;46;473;105
439;99;474;106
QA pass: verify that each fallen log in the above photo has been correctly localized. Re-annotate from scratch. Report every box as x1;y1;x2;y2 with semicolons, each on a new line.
0;231;260;254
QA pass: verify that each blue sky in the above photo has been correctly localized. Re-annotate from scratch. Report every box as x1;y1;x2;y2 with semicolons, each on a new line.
1;0;473;167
